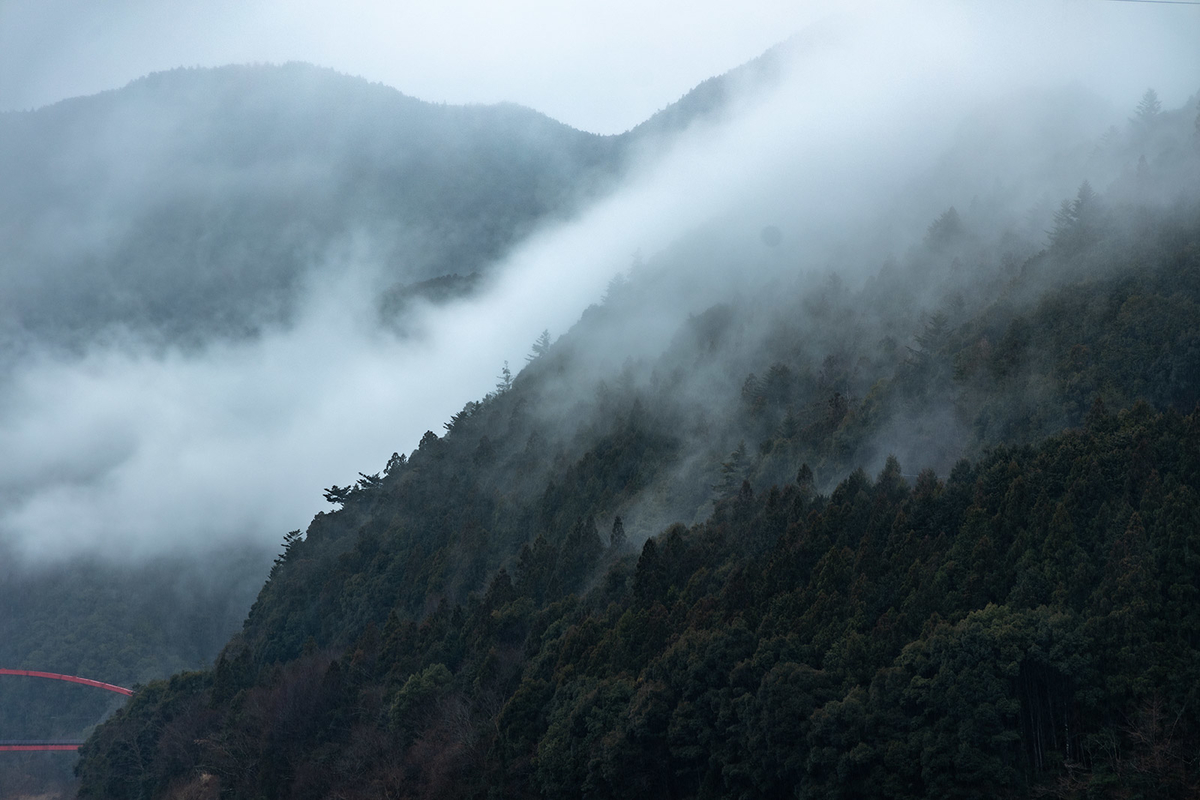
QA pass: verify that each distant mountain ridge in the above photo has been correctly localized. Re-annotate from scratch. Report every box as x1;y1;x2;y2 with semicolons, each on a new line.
625;36;789;141
0;54;784;354
0;62;617;350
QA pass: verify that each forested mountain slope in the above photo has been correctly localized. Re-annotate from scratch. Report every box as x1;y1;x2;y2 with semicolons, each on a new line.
0;52;787;797
74;95;1200;798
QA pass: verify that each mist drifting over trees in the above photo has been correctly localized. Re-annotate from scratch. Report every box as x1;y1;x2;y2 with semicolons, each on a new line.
0;1;1198;797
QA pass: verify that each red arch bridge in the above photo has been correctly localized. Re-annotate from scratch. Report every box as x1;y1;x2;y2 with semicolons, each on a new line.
1;668;133;752
0;740;85;752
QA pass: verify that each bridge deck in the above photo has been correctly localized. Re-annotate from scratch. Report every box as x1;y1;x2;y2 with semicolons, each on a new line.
0;740;84;751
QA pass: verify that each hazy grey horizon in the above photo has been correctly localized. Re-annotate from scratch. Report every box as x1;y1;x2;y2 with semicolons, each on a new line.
3;0;1198;134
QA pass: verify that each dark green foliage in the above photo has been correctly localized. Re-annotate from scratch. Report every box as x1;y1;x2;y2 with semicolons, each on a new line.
609;516;627;551
75;671;215;800
71;91;1200;799
77;406;1200;799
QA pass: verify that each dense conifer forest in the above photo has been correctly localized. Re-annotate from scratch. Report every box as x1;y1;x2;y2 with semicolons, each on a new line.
66;85;1200;798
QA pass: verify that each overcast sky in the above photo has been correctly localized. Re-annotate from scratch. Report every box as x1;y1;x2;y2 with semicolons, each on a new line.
3;0;1198;134
1;0;820;133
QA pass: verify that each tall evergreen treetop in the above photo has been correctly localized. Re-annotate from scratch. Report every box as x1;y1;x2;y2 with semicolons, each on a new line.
1135;88;1162;122
526;330;552;363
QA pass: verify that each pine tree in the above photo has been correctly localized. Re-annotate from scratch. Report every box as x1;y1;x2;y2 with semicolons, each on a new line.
443;401;478;434
741;373;763;404
473;435;495;466
1134;88;1162;123
715;441;749;498
603;273;628;303
779;407;799;441
496;360;513;393
1049;198;1077;247
925;206;963;250
1049;181;1099;252
526;330;552;363
610;516;627;551
914;311;950;354
1073;179;1096;216
797;463;814;491
740;372;766;418
763;363;794;406
559;517;603;588
633;538;666;606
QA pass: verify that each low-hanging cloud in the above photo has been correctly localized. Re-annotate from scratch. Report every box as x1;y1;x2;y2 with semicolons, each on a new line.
1;1;1196;563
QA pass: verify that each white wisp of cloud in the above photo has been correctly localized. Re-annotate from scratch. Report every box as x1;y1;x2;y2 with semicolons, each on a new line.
1;1;1195;563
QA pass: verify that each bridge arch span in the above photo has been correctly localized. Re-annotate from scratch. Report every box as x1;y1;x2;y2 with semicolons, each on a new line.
1;669;133;752
0;668;133;696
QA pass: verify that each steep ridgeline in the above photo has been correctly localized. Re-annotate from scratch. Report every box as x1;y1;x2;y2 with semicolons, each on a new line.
0;51;785;356
74;98;1200;798
0;63;617;349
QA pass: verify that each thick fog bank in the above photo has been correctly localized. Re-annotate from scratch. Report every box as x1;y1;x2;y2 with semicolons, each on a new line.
2;2;1197;563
